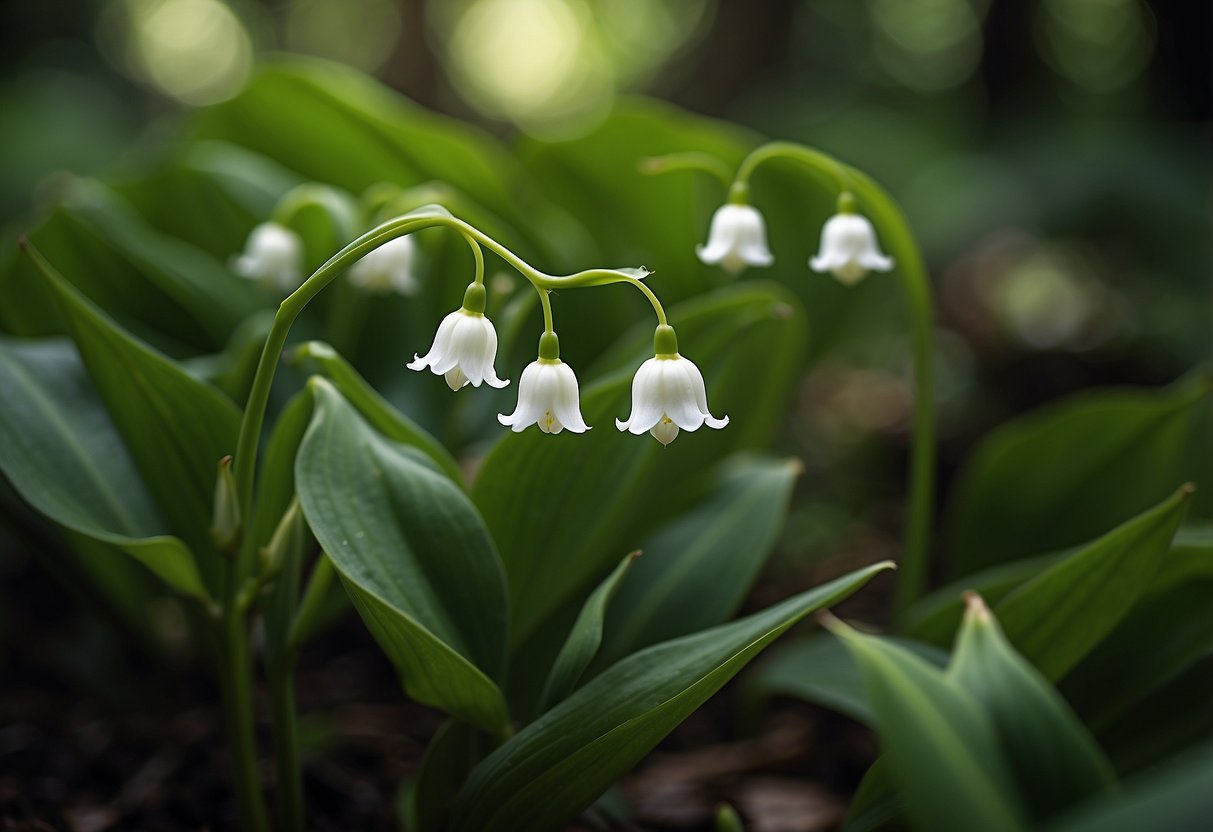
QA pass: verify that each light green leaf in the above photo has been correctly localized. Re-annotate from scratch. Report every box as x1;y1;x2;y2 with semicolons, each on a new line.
295;378;510;733
596;454;802;667
841;758;899;832
745;633;948;726
0;338;207;601
451;561;893;832
25;244;242;580
944;377;1208;575
538;552;639;712
994;485;1192;680
473;282;806;648
948;594;1115;820
827;619;1028;832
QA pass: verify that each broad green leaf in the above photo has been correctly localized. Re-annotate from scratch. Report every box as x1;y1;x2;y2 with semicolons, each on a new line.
292;341;464;487
452;561;893;832
827;619;1028;832
538;552;639;712
595;454;801;667
0;338;207;601
295;379;509;733
400;720;488;832
26;244;241;579
948;595;1115;820
190;58;585;269
474;282;806;647
944;377;1208;575
745;633;948;726
1;178;262;352
1046;741;1213;832
116;140;300;257
994;485;1192;680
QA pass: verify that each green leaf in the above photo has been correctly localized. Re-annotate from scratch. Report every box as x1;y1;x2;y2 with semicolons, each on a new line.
191;58;584;268
538;551;640;712
994;485;1192;680
841;758;900;832
595;454;802;667
451;562;894;832
400;720;489;832
745;633;948;726
1046;741;1213;832
948;594;1115;820
944;378;1208;575
295;378;510;733
292;340;464;487
1;178;262;353
473;282;806;648
0;338;208;601
25;243;242;578
827;619;1028;832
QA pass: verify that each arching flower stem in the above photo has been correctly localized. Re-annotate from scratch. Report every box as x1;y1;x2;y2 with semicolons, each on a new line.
731;142;938;622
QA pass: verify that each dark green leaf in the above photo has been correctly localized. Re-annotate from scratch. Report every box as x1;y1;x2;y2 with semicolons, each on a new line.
948;594;1115;820
539;552;639;712
295;379;509;733
452;562;893;832
25;244;242;580
596;454;801;667
994;485;1192;680
0;338;207;601
944;378;1208;575
827;618;1028;832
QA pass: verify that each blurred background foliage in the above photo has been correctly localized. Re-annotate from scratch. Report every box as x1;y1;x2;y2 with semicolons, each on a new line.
1;0;1209;576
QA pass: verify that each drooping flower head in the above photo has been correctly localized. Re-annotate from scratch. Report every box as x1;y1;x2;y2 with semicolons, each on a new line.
696;203;775;275
809;198;893;286
616;325;728;446
348;235;420;296
408;282;508;391
498;332;588;435
232;222;305;291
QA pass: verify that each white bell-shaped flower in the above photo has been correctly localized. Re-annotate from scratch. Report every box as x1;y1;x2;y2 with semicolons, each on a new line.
809;212;894;286
232;222;304;291
696;204;775;274
616;326;728;446
498;351;588;436
348;235;420;295
408;284;508;391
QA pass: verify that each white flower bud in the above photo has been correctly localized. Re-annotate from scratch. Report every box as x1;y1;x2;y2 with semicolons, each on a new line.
348;235;420;296
231;222;304;291
696;204;775;274
809;213;894;286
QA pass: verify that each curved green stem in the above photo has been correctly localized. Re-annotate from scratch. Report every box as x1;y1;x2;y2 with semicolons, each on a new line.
462;231;485;286
735;142;936;621
538;288;554;334
640;152;734;188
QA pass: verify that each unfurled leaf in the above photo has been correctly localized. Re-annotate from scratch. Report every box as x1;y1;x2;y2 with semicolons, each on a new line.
945;378;1208;575
538;552;639;712
826;618;1028;832
948;594;1115;820
451;562;893;832
0;338;208;601
596;454;801;667
25;244;242;580
295;379;510;733
994;485;1191;680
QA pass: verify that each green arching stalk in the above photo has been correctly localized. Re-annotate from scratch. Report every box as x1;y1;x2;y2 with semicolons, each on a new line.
640;152;735;188
732;143;937;621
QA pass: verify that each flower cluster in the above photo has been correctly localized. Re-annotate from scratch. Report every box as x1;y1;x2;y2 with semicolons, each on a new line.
408;292;726;445
696;195;893;285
